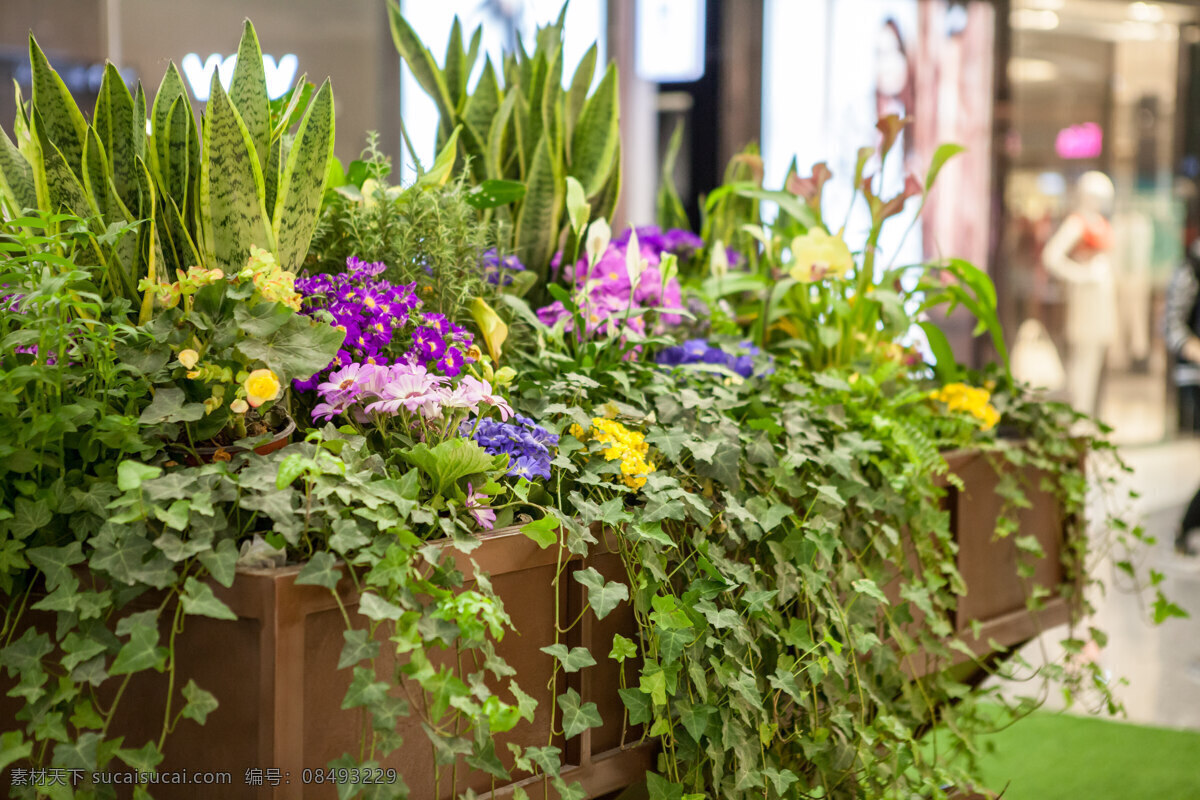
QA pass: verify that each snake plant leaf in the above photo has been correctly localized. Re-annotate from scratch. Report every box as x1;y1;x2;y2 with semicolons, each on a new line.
30;109;93;220
270;72;310;138
512;92;531;177
591;141;622;224
93;64;141;213
162;96;194;205
151;62;188;172
272;78;334;271
134;155;160;324
462;59;501;180
387;0;455;123
82;127;112;217
28;36;87;177
657;121;690;231
444;17;467;111
0;127;36;212
487;91;518;181
199;75;273;271
514;133;562;281
540;43;564;158
564;44;597;151
264;134;283;218
228;19;272;170
569;62;619;197
159;193;200;275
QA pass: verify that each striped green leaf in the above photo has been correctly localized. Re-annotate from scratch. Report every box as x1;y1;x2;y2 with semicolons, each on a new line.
134;155;160;323
152;62;188;171
564;44;597;153
272;79;334;271
264;134;283;218
28;36;87;177
199;76;272;271
462;59;501;180
444;17;466;111
514;133;562;282
159;193;199;276
569;63;619;196
82;127;112;215
30;109;93;220
0;127;36;212
229;19;271;170
387;0;455;123
487;91;517;181
540;43;563;159
163;97;194;206
591;142;622;224
93;64;140;213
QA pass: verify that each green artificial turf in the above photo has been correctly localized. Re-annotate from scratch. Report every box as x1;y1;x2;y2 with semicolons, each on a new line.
975;711;1200;799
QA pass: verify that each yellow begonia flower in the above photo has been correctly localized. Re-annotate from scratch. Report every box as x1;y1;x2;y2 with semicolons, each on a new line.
178;349;200;369
930;382;1000;431
244;368;281;408
230;398;249;414
789;229;854;283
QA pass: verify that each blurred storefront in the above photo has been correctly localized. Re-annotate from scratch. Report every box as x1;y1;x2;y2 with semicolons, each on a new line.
998;0;1200;444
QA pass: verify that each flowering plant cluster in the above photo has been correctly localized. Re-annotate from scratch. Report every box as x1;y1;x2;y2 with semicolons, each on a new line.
480;249;527;287
464;415;558;481
569;417;655;490
536;226;689;337
295;255;475;390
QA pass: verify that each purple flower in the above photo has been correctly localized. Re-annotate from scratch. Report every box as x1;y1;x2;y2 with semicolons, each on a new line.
466;483;496;530
655;339;767;379
464;415;556;480
481;249;527;286
346;255;387;276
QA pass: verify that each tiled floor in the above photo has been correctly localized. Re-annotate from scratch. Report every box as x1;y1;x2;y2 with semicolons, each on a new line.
996;439;1200;731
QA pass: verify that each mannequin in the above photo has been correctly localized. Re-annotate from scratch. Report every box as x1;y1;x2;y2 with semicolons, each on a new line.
1041;171;1118;416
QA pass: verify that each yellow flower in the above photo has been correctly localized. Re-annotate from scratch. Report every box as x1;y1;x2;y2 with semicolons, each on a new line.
230;398;249;414
178;349;200;369
244;368;281;408
186;369;201;379
788;228;854;282
930;382;1000;431
577;417;655;490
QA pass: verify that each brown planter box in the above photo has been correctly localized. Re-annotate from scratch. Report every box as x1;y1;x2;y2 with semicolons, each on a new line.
943;448;1078;659
1;528;652;800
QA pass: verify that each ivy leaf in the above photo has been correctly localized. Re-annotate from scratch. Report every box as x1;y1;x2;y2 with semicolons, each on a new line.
51;732;101;771
556;688;601;739
552;778;588;800
693;440;741;488
519;515;558;549
180;679;219;724
9;497;52;539
110;610;166;675
645;771;685;800
358;592;404;621
508;680;538;722
851;578;889;605
0;731;32;772
0;628;52;678
763;767;800;795
640;668;668;707
339;629;380;669
676;698;714;741
199;539;238;588
573;567;629;620
540;644;596;673
1153;591;1189;625
295;551;341;590
26;542;84;590
117;742;164;772
609;633;637;663
343;666;391;709
618;687;651;725
180;577;238;620
647;427;689;462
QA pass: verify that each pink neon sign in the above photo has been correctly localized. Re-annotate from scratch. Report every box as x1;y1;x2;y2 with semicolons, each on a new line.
1056;122;1103;160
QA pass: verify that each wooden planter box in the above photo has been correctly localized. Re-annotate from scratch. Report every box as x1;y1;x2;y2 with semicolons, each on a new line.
943;448;1078;660
1;528;653;800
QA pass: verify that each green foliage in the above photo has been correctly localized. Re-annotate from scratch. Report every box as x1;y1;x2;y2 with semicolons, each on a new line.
387;2;621;289
0;22;335;318
308;134;497;322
